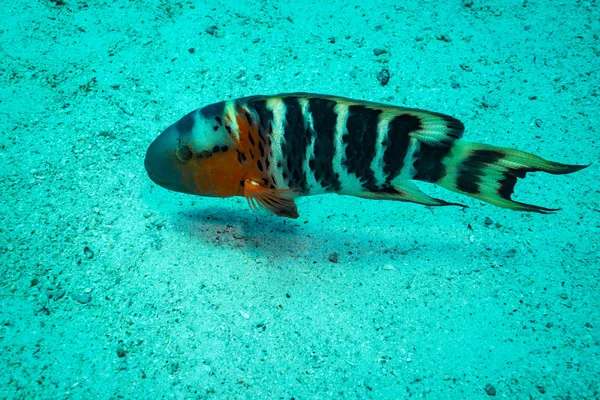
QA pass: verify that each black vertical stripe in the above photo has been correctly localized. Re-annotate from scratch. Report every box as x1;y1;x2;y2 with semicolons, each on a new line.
244;110;254;126
282;97;310;192
383;114;420;184
343;105;381;191
412;115;467;183
175;110;196;133
199;101;226;119
248;99;273;140
413;144;451;183
308;98;342;192
246;99;276;185
456;149;504;195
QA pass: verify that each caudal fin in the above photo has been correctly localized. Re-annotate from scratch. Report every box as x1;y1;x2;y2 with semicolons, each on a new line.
435;142;588;213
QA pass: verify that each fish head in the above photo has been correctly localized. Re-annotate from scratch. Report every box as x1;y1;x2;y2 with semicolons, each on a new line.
144;103;245;198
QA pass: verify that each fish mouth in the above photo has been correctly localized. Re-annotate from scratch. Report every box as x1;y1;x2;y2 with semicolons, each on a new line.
145;159;200;195
146;172;163;186
146;170;187;193
144;130;183;192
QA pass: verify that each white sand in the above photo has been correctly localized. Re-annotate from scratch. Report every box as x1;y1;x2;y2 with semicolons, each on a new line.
1;0;599;398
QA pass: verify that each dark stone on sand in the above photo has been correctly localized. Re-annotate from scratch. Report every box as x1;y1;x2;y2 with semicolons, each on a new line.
377;68;390;86
484;383;496;396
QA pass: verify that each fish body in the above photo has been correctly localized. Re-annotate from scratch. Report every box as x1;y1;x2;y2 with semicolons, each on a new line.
144;93;587;219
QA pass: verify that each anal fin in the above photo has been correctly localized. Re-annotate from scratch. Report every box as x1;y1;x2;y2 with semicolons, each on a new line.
244;179;299;219
358;181;466;208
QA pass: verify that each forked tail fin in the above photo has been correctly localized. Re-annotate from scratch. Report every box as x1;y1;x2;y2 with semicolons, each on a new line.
435;142;588;213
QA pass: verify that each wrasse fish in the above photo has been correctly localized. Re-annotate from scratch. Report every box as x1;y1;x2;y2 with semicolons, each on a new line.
144;93;587;219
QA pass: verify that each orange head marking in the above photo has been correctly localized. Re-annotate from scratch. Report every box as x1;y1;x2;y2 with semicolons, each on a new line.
145;103;248;198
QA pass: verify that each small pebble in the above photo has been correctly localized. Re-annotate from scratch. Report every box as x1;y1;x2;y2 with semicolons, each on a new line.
73;293;92;304
383;264;396;271
484;217;493;227
484;383;496;396
481;95;499;109
373;47;388;56
205;25;217;35
536;385;546;394
116;348;127;358
240;310;250;319
47;289;66;301
559;293;568;300
328;252;339;263
83;246;94;259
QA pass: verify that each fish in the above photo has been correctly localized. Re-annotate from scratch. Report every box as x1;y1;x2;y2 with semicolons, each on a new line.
144;93;588;219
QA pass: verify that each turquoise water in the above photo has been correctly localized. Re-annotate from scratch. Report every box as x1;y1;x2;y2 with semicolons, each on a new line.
1;0;599;398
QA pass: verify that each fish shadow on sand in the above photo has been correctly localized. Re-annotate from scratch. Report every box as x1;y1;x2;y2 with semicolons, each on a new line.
170;205;437;264
143;186;464;262
174;207;314;257
142;186;315;258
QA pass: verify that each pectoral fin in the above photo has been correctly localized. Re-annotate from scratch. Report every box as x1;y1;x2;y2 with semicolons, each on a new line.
243;179;299;219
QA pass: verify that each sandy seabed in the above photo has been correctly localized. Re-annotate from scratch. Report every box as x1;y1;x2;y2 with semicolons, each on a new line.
1;0;599;398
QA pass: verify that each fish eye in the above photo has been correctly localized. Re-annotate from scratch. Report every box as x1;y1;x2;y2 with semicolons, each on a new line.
176;145;193;163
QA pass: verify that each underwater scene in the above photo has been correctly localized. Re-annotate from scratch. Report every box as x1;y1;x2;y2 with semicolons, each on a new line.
1;0;599;398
